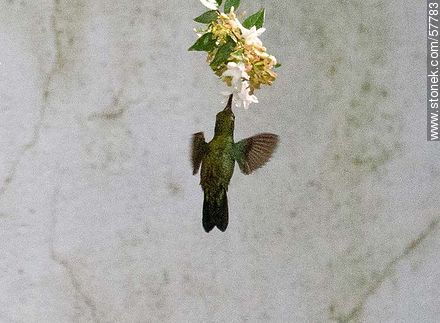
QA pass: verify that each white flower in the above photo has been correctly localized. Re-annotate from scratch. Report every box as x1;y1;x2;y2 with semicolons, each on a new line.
221;64;258;109
238;81;258;109
268;55;277;65
221;82;257;109
235;19;266;46
221;62;249;89
242;26;266;47
199;0;218;10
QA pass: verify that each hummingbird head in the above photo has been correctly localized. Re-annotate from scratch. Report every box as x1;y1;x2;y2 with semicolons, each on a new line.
214;94;235;135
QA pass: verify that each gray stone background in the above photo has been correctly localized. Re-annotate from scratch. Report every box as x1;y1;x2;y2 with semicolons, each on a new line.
0;0;439;322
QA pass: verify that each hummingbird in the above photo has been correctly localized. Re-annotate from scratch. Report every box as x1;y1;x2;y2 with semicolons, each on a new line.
191;94;279;232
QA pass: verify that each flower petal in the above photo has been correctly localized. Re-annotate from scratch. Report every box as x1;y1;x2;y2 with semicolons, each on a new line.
237;81;258;109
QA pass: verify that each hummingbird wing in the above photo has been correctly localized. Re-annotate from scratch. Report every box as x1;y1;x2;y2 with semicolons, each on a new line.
233;133;279;175
191;132;208;175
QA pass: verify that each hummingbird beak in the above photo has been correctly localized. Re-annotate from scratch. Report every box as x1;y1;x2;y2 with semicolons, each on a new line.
224;94;233;111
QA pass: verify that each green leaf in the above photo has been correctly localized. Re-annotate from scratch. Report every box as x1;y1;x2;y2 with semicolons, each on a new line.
224;0;240;13
274;63;281;68
210;37;236;68
188;32;216;51
194;10;219;24
243;9;265;29
216;0;222;5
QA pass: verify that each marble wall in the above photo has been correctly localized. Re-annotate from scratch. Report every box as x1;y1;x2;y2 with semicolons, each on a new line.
0;0;438;322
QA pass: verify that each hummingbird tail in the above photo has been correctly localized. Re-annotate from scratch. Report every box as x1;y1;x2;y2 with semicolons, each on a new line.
202;190;228;233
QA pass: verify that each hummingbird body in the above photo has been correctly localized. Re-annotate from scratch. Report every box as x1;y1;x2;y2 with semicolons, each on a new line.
191;95;279;232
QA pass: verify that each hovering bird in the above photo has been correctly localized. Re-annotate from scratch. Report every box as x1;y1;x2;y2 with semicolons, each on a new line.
191;95;279;232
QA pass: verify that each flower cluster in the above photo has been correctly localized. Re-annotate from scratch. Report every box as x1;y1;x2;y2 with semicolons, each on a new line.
189;0;279;109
